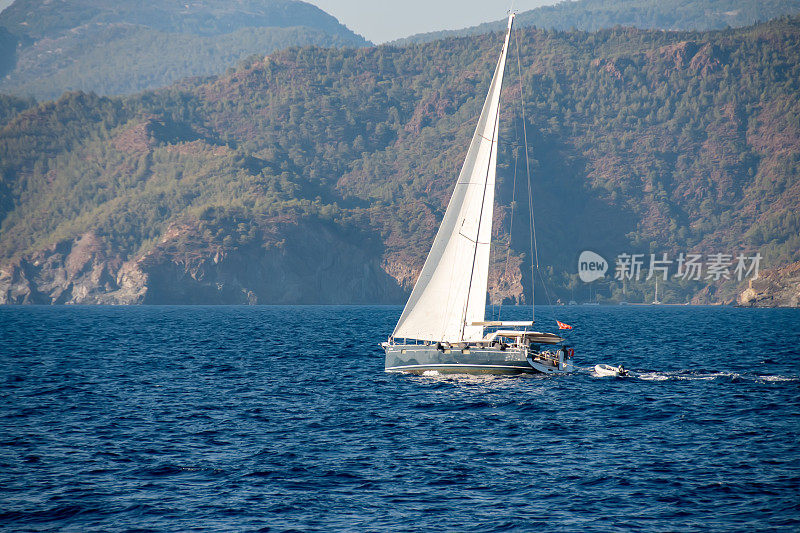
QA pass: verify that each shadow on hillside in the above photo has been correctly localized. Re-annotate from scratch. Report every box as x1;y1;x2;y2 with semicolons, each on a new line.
498;125;637;303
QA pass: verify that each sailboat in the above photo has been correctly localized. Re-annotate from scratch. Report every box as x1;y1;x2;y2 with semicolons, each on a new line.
382;14;574;375
652;278;661;305
584;283;600;305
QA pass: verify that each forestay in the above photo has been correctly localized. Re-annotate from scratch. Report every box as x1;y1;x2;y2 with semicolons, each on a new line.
393;15;514;343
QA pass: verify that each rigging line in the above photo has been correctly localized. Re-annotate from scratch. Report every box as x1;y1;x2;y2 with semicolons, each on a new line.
537;247;554;306
515;26;553;318
498;128;519;322
514;25;535;320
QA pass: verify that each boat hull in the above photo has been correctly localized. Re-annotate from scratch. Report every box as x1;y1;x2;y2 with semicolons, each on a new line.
384;345;565;375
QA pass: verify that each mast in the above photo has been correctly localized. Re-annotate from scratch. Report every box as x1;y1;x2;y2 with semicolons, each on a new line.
392;14;515;343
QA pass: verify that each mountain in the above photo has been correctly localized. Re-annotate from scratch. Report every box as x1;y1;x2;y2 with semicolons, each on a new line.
0;25;16;75
0;0;369;99
393;0;800;45
1;16;799;305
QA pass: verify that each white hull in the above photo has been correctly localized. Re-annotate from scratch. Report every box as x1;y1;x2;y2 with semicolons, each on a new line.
385;344;573;375
594;364;627;377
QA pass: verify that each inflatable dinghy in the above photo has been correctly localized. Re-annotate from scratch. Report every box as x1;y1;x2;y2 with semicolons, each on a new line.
594;364;629;377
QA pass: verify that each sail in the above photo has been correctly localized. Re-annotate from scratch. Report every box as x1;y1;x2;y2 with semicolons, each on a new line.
393;15;514;343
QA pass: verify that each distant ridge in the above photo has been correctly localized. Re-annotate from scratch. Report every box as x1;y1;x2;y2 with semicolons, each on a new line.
392;0;800;45
1;15;798;305
0;0;370;99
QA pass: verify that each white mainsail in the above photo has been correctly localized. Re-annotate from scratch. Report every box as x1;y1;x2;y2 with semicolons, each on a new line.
393;15;514;343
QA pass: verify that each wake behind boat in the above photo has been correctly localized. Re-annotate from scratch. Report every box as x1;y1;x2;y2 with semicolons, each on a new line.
382;14;575;375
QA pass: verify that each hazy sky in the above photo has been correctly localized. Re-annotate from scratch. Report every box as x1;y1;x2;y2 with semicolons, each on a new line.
306;0;560;43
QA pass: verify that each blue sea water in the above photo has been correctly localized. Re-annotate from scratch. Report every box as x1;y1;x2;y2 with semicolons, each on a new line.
1;305;798;532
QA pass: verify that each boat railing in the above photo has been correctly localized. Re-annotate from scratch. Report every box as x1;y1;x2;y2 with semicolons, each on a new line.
387;339;549;353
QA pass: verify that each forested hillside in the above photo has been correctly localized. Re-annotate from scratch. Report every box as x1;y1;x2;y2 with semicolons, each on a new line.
395;0;800;45
1;16;798;304
0;0;369;99
0;26;16;76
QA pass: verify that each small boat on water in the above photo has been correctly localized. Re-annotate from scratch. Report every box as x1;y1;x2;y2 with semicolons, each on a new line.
594;364;629;377
382;14;574;376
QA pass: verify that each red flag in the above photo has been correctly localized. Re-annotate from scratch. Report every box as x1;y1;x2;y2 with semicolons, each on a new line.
557;320;573;330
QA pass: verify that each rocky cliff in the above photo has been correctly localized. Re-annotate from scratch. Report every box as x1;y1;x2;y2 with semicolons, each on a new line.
0;218;409;305
737;261;800;307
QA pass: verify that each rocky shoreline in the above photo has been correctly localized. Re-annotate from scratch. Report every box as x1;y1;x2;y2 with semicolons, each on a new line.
736;261;800;308
0;220;409;305
3;225;798;308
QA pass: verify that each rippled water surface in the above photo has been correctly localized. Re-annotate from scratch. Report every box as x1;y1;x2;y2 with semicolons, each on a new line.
1;305;799;531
